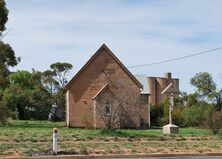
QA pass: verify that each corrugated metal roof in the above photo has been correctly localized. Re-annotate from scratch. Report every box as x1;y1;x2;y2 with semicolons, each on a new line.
135;75;150;94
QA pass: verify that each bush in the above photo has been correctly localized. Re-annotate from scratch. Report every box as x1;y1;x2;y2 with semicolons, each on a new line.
0;102;10;124
181;105;204;127
204;109;222;135
160;105;184;126
156;98;184;127
79;144;88;155
172;106;184;126
80;114;94;129
10;111;18;120
150;105;164;126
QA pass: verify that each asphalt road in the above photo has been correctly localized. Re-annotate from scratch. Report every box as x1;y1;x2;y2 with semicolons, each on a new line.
106;157;222;159
149;157;222;159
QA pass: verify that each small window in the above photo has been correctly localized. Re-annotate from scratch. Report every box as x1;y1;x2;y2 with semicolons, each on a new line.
105;99;111;114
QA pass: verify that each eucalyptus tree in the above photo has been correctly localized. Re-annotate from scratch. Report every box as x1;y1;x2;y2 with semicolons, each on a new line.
191;72;222;110
0;0;20;124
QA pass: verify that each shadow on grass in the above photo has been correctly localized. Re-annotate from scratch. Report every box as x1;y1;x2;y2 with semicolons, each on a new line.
148;126;162;130
99;129;162;138
0;120;65;129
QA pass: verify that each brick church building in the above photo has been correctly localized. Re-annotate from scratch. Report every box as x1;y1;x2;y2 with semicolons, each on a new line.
65;44;179;128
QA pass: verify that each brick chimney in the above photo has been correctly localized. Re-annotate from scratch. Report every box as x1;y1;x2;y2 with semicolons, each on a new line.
164;72;172;79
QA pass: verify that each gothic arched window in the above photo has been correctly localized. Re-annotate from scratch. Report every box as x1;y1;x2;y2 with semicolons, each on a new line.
105;99;111;115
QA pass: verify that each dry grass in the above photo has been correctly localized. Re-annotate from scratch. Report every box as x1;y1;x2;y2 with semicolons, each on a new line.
0;120;222;157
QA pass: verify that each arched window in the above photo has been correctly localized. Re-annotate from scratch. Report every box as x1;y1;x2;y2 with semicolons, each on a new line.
105;99;111;114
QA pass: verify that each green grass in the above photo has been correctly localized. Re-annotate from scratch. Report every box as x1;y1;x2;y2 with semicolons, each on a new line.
179;128;211;137
0;120;215;138
0;120;222;157
0;120;65;128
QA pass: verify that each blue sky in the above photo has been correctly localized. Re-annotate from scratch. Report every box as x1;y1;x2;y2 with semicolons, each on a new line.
3;0;222;93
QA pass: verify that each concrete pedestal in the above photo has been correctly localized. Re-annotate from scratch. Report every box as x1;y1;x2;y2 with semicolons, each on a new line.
163;124;179;134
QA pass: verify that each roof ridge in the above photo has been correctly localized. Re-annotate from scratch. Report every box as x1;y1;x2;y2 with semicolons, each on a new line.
65;44;143;90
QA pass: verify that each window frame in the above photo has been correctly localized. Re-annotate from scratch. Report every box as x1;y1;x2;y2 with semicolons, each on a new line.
104;98;111;115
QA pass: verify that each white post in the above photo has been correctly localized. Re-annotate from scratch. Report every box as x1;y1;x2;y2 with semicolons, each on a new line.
53;128;58;155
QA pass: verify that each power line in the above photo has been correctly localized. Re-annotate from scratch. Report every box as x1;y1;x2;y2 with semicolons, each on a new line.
127;46;222;69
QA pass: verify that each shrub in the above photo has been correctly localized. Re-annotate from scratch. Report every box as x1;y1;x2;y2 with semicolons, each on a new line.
150;105;164;126
172;106;184;126
181;105;204;127
0;102;10;124
79;144;88;155
159;102;184;127
204;109;222;135
10;111;18;120
80;114;94;129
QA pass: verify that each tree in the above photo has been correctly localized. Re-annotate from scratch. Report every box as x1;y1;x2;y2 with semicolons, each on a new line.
50;62;73;88
0;41;20;89
0;41;19;67
191;72;216;97
0;0;8;32
0;0;20;124
0;0;20;89
191;72;222;110
2;84;29;120
186;93;199;107
24;70;52;120
0;0;19;80
0;0;19;90
28;87;52;120
41;70;59;93
8;70;32;89
43;62;73;120
2;70;52;120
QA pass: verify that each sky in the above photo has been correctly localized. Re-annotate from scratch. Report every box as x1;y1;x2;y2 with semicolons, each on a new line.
3;0;222;93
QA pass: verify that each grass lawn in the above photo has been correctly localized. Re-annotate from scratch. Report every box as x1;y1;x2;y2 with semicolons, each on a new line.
0;120;222;157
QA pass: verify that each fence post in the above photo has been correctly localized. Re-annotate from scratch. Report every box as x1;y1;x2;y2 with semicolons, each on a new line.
53;128;58;155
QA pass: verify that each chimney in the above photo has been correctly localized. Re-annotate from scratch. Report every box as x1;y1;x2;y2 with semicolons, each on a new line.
164;72;172;79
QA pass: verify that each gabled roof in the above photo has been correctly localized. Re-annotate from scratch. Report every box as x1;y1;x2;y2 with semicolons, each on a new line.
161;83;182;95
92;83;110;100
65;44;143;90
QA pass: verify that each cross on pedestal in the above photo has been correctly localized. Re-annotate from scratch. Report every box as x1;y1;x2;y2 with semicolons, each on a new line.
161;83;181;134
